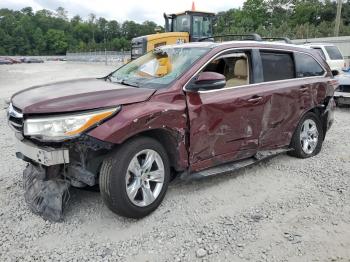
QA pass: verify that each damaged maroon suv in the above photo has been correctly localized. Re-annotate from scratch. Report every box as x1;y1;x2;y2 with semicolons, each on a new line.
8;41;336;221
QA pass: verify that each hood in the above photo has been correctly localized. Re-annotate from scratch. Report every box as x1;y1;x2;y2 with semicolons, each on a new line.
11;78;156;114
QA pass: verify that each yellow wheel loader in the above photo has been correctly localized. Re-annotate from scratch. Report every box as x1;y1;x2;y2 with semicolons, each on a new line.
131;10;215;59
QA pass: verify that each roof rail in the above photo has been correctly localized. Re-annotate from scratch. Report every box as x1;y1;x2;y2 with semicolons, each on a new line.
261;37;292;44
198;33;262;42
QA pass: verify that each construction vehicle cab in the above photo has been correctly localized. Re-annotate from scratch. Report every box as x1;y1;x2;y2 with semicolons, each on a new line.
131;10;215;60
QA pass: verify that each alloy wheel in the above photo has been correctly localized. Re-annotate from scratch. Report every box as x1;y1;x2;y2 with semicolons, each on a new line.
125;149;165;207
300;119;319;155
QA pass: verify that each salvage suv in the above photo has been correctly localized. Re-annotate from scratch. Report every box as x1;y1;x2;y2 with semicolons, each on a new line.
8;39;336;221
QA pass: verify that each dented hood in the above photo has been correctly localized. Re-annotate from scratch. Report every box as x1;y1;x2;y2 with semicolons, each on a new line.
11;78;156;114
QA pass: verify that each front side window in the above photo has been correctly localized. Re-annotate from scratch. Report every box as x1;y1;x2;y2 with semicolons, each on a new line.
260;51;295;82
110;47;209;89
173;15;191;33
192;16;212;38
202;52;250;89
325;46;343;60
294;53;325;78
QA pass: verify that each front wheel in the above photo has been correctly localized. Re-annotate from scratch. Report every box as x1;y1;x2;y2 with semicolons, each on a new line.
99;137;170;218
288;112;324;158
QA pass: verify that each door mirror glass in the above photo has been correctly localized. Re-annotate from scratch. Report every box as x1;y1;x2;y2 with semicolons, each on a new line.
187;71;226;91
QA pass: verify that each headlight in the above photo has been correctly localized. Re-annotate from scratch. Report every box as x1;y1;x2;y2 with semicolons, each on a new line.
24;107;120;141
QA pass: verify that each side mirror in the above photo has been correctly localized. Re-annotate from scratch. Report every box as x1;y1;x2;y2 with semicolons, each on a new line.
332;70;339;76
187;72;226;91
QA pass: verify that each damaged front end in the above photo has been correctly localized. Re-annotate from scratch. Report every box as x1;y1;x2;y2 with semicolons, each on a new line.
23;164;70;221
7;103;119;221
16;134;113;221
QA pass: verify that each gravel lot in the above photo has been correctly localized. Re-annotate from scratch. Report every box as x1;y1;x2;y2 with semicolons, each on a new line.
0;62;349;262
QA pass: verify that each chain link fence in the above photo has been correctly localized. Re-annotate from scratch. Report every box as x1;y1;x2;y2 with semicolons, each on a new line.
66;51;131;65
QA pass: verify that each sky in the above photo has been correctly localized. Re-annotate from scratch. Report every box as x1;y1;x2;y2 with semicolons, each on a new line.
0;0;245;24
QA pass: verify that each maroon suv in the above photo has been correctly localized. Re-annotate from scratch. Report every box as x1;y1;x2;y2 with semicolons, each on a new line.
8;41;336;221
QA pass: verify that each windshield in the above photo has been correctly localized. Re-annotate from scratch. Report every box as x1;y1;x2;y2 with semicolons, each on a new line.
192;16;212;38
325;46;343;60
173;15;191;32
110;47;210;89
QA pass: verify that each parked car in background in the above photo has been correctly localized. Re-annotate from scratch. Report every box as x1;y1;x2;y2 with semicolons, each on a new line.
304;43;346;73
0;58;13;65
5;57;22;64
8;40;336;221
20;57;44;63
334;73;350;106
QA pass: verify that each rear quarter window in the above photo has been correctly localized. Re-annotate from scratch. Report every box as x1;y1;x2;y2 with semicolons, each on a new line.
260;52;295;81
325;46;343;60
312;47;326;60
294;53;325;78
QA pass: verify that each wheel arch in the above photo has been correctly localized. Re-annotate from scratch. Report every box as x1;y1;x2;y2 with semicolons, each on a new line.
293;102;329;143
121;128;188;173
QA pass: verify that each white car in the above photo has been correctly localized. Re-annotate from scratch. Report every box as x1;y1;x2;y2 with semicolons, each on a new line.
334;73;350;106
304;43;346;73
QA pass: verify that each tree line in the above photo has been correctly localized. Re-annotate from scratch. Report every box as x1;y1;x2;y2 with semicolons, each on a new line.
215;0;350;39
0;0;350;55
0;7;159;55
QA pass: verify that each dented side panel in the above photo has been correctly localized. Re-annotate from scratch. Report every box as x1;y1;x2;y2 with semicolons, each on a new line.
258;79;310;149
88;88;189;170
259;77;333;150
185;86;266;172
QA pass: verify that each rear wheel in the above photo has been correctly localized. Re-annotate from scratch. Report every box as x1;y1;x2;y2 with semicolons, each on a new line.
288;112;323;158
99;137;170;218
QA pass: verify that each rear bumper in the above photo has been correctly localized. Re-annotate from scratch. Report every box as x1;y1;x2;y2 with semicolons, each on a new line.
325;97;336;131
334;91;350;105
15;138;69;166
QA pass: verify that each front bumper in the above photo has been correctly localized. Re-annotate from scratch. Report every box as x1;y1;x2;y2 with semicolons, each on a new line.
15;138;69;166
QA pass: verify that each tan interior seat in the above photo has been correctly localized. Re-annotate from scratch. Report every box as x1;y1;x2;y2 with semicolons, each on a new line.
226;59;248;87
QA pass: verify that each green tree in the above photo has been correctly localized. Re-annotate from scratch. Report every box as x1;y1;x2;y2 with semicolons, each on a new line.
45;29;68;54
56;7;68;20
241;0;269;30
32;28;46;54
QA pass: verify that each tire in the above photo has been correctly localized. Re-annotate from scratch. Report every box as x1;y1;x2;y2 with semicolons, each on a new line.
288;112;324;159
99;136;170;218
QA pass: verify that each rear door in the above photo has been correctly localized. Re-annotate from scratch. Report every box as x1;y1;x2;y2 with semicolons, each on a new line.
257;49;327;150
257;50;305;149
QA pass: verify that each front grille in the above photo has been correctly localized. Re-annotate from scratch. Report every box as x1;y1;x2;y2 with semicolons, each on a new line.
7;103;24;132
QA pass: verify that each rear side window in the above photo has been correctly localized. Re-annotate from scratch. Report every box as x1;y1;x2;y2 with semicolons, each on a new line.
312;47;326;60
294;53;325;78
261;52;295;81
325;46;343;60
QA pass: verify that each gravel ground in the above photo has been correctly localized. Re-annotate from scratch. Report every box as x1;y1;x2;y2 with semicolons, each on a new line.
0;62;350;262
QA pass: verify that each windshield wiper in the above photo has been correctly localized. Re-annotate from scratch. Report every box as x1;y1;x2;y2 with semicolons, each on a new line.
120;79;139;88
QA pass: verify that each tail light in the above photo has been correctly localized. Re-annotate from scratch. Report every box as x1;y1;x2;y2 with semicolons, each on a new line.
328;79;339;90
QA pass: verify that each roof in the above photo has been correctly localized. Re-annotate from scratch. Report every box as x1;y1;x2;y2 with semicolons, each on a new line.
162;40;311;52
161;42;217;49
303;43;336;47
171;10;215;16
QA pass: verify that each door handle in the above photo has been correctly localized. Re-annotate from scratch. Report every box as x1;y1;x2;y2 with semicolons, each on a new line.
248;96;263;103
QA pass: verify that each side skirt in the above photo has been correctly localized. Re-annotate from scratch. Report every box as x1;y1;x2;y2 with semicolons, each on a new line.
181;148;291;180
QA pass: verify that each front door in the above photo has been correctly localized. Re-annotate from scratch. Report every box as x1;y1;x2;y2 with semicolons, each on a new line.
185;50;266;172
